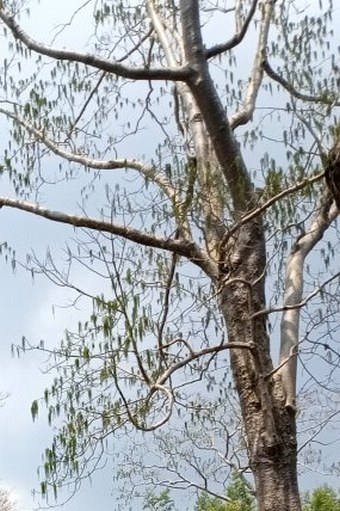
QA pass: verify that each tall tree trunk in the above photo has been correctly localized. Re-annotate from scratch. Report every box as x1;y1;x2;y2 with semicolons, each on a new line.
179;2;302;507
219;217;301;511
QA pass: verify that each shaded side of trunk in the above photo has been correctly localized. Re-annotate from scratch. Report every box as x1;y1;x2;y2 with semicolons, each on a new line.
219;217;301;511
252;444;300;511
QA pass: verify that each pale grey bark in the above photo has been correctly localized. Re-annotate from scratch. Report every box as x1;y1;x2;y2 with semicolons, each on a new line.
278;197;338;410
229;0;276;129
147;0;226;256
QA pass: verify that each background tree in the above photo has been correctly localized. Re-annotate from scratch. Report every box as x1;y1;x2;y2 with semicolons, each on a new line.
0;488;17;511
143;489;175;511
196;473;256;511
0;1;340;510
144;484;340;511
302;486;340;511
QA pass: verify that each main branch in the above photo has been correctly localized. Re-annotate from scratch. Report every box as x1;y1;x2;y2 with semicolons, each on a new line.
0;196;218;278
0;8;191;81
180;0;254;213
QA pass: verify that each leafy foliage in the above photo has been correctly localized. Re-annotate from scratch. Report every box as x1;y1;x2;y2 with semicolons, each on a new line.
143;489;175;511
302;486;340;511
196;473;256;511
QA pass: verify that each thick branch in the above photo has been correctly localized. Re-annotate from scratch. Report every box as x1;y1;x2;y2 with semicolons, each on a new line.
205;0;259;59
0;196;218;278
180;0;254;212
278;196;338;410
0;8;191;81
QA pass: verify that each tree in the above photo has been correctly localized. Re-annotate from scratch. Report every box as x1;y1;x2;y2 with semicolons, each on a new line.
0;1;340;510
146;483;340;511
0;488;17;511
143;489;175;511
196;473;256;511
302;486;340;511
142;473;255;511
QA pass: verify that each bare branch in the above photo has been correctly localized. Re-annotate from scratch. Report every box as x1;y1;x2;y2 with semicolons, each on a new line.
0;488;17;511
252;270;340;320
157;250;178;364
205;0;259;59
0;196;218;277
229;0;276;129
203;6;235;15
0;8;191;81
66;72;106;139
0;107;177;200
67;27;154;137
278;196;338;410
219;170;325;251
263;59;340;106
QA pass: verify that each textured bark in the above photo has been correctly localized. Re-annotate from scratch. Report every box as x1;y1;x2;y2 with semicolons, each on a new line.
252;456;301;511
219;217;301;511
178;2;303;509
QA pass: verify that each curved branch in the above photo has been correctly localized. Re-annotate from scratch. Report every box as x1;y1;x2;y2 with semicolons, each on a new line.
219;170;325;251
229;0;276;129
205;0;259;59
144;384;174;431
278;196;338;410
156;340;255;388
111;359;174;432
0;8;191;81
263;59;340;106
0;106;177;200
0;196;218;278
